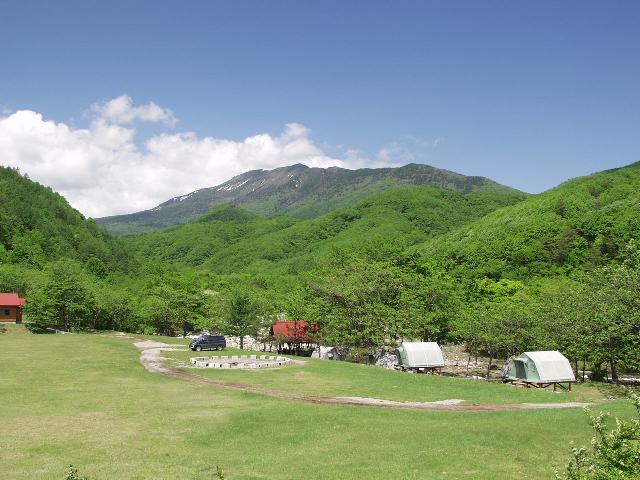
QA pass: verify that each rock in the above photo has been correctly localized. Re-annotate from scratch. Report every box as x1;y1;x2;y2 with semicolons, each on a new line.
224;336;272;352
312;346;345;360
375;352;398;370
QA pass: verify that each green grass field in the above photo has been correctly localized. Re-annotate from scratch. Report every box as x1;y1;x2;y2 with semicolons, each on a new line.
165;348;606;405
0;325;634;479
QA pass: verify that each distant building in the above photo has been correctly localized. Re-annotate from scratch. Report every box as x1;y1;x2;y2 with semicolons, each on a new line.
0;293;26;323
271;320;312;343
270;320;317;355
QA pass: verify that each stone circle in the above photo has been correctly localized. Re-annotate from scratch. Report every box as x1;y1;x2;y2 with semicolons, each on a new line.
190;354;293;369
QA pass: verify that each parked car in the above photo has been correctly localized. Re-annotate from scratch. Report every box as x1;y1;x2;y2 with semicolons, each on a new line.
189;334;226;352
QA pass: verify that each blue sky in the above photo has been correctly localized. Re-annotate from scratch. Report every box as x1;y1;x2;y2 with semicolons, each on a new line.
1;1;639;215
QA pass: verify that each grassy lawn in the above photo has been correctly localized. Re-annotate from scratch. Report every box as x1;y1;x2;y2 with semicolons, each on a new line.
165;347;608;405
0;325;634;480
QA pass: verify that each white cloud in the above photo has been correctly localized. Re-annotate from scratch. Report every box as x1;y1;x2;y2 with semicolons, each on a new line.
0;95;438;218
0;97;348;217
91;94;177;127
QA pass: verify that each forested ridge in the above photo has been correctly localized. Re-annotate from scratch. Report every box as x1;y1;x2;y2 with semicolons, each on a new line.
0;167;132;271
125;187;525;274
1;162;638;380
420;161;640;279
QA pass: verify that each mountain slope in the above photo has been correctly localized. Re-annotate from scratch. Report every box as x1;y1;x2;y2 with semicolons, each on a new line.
0;166;132;270
419;161;640;279
98;163;525;235
124;186;526;274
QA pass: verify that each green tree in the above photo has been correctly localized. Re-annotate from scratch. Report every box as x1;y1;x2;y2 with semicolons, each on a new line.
134;270;211;336
26;260;94;331
224;290;260;349
457;297;535;378
535;281;592;380
10;231;47;267
309;259;398;360
570;243;640;382
91;286;137;331
400;260;460;343
85;256;108;279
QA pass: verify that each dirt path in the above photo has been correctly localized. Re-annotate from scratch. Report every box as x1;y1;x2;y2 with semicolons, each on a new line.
134;341;590;412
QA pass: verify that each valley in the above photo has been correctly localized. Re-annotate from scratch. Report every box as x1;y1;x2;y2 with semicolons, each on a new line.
4;4;639;478
1;161;639;479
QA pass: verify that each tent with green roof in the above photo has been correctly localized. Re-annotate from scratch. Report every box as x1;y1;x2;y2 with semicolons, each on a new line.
503;351;575;389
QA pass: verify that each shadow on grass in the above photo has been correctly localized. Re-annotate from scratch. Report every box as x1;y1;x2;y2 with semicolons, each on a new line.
24;323;56;334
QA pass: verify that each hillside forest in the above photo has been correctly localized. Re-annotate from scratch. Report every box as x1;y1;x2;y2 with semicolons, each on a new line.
1;162;639;381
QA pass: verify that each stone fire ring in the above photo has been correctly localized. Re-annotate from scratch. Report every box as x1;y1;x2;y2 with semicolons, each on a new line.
190;354;293;369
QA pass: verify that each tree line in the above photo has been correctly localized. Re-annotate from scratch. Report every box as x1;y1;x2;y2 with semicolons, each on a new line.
4;238;638;380
3;236;638;380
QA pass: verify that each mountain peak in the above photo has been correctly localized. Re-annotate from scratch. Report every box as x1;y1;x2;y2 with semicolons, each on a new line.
97;163;522;235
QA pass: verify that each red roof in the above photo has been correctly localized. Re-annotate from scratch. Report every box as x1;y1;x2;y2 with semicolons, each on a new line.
271;320;315;343
0;293;25;307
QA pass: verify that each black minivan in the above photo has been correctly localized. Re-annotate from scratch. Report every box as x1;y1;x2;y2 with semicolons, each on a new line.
189;334;226;352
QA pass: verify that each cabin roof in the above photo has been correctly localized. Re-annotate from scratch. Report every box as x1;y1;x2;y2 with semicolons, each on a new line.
0;293;26;307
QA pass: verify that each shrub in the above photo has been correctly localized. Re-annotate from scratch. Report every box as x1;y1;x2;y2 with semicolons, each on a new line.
555;393;640;479
215;465;225;479
64;465;88;480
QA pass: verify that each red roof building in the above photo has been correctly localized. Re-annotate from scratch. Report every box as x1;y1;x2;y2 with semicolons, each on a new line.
0;293;26;323
270;320;316;343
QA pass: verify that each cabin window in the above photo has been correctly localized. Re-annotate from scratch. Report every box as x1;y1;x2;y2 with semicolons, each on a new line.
2;309;10;315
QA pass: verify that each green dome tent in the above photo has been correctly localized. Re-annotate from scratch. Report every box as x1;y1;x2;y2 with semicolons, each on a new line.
504;351;575;390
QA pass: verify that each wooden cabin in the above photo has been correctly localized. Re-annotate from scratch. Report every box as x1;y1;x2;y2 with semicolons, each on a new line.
0;293;26;323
